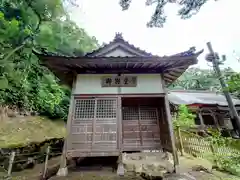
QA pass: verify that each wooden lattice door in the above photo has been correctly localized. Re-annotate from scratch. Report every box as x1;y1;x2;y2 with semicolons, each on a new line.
93;98;118;151
139;107;161;148
71;99;95;152
71;98;118;154
122;106;161;150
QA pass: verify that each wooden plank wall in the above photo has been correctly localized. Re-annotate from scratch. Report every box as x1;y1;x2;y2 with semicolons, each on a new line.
68;96;171;157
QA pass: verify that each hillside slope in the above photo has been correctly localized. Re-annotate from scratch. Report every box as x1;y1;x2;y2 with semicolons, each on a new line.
0;116;66;148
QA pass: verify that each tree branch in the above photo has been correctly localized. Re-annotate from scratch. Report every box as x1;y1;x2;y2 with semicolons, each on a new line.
1;0;43;61
22;0;42;43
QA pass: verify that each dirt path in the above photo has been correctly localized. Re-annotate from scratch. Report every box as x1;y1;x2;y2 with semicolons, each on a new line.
49;168;240;180
50;168;143;180
2;154;239;180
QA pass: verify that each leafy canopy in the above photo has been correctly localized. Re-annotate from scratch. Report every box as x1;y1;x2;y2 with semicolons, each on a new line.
169;67;235;92
119;0;217;27
0;0;98;120
227;72;240;98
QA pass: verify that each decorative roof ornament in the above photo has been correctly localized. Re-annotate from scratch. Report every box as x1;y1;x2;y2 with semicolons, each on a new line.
172;46;197;57
181;46;196;56
114;32;123;40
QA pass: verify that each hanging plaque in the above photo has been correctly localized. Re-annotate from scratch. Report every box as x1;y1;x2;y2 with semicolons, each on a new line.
101;76;137;87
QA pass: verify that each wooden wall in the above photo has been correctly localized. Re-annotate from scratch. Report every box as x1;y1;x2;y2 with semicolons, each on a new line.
66;96;172;157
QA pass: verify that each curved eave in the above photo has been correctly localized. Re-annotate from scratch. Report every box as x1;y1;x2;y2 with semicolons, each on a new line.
34;49;203;86
163;49;203;86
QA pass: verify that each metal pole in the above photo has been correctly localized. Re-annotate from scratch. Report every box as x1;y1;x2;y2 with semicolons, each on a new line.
206;42;240;136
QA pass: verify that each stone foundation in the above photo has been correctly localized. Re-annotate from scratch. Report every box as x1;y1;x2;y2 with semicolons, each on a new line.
122;152;174;178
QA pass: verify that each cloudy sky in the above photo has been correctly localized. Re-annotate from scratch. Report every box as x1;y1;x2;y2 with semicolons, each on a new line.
70;0;240;71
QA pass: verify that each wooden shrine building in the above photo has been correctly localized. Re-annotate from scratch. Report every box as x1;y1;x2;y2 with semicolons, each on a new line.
168;90;240;136
35;33;203;175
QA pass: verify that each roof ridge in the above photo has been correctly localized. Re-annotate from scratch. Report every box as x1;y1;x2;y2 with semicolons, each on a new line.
169;90;218;93
84;32;155;57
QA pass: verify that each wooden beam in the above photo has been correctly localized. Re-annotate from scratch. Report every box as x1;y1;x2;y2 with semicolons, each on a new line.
161;74;179;173
57;75;77;176
198;112;205;130
38;54;198;64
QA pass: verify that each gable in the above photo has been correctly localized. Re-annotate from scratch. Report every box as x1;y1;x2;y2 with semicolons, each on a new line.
85;33;153;57
92;43;145;57
100;47;137;57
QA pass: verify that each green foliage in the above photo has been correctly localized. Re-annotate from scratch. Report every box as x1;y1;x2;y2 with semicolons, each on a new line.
227;72;240;98
207;129;240;177
173;105;196;128
216;154;240;177
119;0;217;27
169;67;235;92
206;129;226;146
0;0;99;120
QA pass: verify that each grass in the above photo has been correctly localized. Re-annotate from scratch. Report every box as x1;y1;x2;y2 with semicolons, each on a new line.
0;116;66;148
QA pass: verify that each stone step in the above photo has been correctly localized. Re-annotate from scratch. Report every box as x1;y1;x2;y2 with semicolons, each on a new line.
121;152;174;179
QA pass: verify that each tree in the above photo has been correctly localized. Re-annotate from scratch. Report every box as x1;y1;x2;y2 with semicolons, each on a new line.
227;72;240;98
0;0;98;120
169;67;235;92
173;105;195;128
119;0;217;27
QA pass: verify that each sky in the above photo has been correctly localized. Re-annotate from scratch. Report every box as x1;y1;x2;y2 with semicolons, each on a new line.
69;0;240;71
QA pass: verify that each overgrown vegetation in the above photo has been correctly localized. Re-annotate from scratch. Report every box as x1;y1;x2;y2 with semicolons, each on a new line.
175;105;240;177
0;0;98;120
228;72;240;98
206;129;240;176
173;104;196;128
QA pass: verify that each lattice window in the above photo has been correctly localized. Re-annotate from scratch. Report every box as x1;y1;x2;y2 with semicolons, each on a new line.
122;107;139;120
140;107;158;120
96;99;117;118
74;99;95;119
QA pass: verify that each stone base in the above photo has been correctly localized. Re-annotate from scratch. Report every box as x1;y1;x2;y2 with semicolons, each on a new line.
175;164;180;174
117;163;125;176
56;167;68;176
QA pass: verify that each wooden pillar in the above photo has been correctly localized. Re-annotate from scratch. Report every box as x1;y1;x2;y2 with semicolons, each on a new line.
198;111;205;129
176;126;184;156
117;75;122;152
161;74;179;173
117;96;123;151
211;111;220;130
57;75;76;176
116;74;124;176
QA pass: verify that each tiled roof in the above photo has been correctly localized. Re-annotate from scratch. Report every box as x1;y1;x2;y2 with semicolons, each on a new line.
84;33;155;57
168;90;240;106
33;33;203;87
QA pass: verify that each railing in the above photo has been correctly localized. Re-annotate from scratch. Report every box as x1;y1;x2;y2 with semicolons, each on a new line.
175;126;240;160
0;146;62;179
